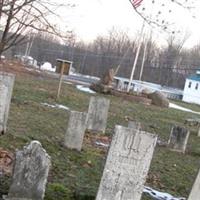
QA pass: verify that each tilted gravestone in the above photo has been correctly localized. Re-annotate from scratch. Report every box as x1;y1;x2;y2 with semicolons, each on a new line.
87;97;110;133
188;169;200;200
96;125;157;200
3;141;51;200
64;111;87;151
0;72;15;134
128;121;142;130
168;126;190;153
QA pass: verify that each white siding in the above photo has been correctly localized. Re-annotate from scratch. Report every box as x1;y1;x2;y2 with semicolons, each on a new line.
114;77;183;100
183;79;200;105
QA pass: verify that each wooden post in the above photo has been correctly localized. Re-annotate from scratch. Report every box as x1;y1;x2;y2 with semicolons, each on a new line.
56;62;65;100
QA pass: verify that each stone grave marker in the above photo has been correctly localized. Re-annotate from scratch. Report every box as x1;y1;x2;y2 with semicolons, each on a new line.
168;125;190;153
185;118;200;126
128;121;142;130
64;111;87;151
96;125;157;200
4;141;51;200
0;83;8;132
0;72;15;134
87;97;110;133
198;126;200;137
188;169;200;200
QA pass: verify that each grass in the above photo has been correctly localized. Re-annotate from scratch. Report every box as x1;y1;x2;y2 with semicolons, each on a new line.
0;72;200;199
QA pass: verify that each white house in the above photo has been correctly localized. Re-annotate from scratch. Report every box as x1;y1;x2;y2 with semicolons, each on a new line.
183;70;200;105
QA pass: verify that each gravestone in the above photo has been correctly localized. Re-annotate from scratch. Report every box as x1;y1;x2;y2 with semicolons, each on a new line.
87;97;110;133
185;118;200;126
198;127;200;137
64;111;87;151
188;169;200;200
128;121;142;130
4;141;51;200
96;125;157;200
0;83;8;133
168;126;190;153
0;72;15;134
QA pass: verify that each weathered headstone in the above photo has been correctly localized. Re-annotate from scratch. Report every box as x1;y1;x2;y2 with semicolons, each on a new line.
0;72;15;134
64;111;87;151
0;83;8;132
128;121;142;130
188;169;200;200
4;141;51;200
87;97;110;133
168;126;190;153
185;118;200;126
198;126;200;137
96;125;157;200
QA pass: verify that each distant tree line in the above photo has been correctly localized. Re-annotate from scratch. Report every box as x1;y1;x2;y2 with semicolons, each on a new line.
3;28;200;89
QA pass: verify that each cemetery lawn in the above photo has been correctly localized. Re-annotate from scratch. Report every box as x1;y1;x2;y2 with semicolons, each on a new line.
0;71;200;200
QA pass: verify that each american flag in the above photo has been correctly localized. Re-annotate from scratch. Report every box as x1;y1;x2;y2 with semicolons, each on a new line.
130;0;143;8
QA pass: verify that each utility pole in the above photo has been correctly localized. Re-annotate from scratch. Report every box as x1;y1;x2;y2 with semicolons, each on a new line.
24;36;30;57
25;33;35;57
80;49;88;73
139;36;148;81
127;21;145;92
139;29;153;81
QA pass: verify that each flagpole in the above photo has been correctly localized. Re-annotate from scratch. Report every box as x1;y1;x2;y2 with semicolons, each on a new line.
139;34;147;81
127;20;145;92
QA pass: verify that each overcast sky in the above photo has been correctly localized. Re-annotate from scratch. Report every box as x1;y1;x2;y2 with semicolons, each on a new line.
57;0;200;47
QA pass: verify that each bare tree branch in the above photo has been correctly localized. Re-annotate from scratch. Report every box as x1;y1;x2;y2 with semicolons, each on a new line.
0;0;73;56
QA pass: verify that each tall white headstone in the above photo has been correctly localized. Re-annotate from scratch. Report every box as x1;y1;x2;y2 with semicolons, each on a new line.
188;169;200;200
87;97;110;133
64;111;87;151
96;125;157;200
0;72;15;134
0;83;8;131
3;141;51;200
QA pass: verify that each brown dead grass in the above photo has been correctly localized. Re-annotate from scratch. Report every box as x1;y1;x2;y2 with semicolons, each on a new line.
0;60;44;77
0;148;14;175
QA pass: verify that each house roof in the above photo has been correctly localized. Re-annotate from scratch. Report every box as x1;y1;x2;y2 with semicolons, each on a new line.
56;59;73;64
187;74;200;82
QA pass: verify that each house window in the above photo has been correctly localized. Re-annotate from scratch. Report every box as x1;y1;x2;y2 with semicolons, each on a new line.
188;82;192;88
195;83;199;90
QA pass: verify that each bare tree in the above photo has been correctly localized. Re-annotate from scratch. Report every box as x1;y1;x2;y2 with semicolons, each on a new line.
0;0;73;57
151;33;190;87
86;28;136;78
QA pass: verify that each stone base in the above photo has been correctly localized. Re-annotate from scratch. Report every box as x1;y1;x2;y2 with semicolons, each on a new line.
148;91;169;108
3;196;32;200
168;148;187;154
90;83;112;94
185;118;200;126
111;90;152;105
